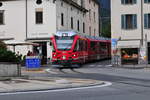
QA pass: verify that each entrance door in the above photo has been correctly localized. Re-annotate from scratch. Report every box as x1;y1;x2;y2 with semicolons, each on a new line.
33;42;47;65
41;42;47;65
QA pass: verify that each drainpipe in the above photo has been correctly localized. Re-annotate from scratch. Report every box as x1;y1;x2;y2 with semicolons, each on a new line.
141;0;144;46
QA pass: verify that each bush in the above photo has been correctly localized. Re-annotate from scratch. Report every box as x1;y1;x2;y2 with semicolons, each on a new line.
0;41;21;63
0;48;20;63
0;41;7;49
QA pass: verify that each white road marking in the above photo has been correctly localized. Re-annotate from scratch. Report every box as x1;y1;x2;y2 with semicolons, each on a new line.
88;65;112;67
89;65;95;67
106;65;112;67
45;69;59;74
0;82;112;96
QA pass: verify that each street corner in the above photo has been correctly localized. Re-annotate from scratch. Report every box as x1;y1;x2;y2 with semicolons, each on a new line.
0;77;112;94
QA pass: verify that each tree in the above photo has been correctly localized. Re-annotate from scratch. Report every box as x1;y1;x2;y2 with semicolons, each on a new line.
101;22;111;38
0;41;20;63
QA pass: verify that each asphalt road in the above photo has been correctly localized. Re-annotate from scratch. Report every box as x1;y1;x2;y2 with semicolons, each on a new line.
1;60;150;100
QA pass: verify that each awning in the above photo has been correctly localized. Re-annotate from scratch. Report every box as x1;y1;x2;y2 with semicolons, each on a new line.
4;40;39;52
4;40;39;46
117;40;141;48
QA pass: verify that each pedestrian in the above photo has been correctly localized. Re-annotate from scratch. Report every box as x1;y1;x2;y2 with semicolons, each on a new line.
27;50;32;56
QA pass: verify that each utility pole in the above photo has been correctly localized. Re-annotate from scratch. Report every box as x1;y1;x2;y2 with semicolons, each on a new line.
26;0;28;40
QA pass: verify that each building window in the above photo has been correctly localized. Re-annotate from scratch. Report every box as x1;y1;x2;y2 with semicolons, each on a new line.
89;26;91;35
121;0;137;4
89;0;91;4
144;14;150;29
94;12;96;22
35;10;43;24
0;10;4;25
94;29;96;36
144;0;150;3
83;22;85;33
89;9;91;20
121;14;137;29
77;10;79;14
61;13;64;26
77;20;80;31
71;17;73;29
61;1;63;7
71;7;73;11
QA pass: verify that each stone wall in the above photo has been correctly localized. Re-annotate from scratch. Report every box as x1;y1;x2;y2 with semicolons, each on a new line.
0;63;21;77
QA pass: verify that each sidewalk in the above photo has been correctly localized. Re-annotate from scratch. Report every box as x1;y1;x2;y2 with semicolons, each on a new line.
0;76;104;93
111;64;150;69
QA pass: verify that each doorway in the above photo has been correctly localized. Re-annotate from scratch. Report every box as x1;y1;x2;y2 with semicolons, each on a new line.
33;42;47;65
147;43;150;64
121;48;138;65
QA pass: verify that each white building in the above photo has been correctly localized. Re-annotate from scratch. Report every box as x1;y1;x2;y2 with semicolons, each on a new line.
0;0;99;64
111;0;150;65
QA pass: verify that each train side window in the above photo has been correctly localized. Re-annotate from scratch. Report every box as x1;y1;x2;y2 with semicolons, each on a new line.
90;41;96;51
84;40;87;51
100;42;107;52
79;40;83;51
74;40;80;52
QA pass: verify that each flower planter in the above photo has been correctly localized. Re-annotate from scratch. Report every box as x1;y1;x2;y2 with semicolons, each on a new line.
0;62;21;77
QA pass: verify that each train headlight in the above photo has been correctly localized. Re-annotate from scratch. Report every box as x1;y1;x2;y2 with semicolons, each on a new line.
53;54;56;57
62;56;66;59
73;54;76;57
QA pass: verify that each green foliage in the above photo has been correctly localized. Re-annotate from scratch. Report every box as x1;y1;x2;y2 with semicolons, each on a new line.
0;41;7;49
101;22;111;38
100;6;111;38
0;48;20;63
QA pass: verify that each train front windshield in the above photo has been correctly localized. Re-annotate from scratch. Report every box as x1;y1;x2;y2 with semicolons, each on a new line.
55;36;74;50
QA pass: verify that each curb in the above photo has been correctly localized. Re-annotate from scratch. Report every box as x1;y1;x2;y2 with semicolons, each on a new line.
0;78;107;94
0;81;105;94
111;65;145;69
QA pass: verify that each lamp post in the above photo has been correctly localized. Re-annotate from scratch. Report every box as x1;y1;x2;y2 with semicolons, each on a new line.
140;0;148;65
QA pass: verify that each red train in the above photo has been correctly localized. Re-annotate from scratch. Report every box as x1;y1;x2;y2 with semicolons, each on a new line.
50;31;111;68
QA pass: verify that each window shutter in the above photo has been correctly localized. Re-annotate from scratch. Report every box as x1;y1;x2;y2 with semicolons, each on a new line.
133;14;137;29
144;14;148;29
148;14;150;28
121;15;126;29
